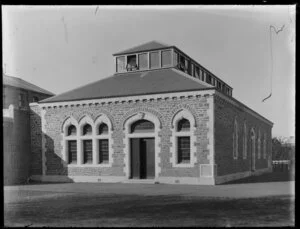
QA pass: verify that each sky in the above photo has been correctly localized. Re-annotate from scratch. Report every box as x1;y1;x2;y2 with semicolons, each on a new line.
2;5;295;138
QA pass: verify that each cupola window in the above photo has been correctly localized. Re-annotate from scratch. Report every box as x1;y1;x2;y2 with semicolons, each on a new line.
161;50;172;67
195;66;200;79
150;52;160;69
116;56;126;73
206;73;211;84
126;55;138;71
138;53;148;70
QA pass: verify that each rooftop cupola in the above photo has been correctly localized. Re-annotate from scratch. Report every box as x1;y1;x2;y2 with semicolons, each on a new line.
113;40;233;96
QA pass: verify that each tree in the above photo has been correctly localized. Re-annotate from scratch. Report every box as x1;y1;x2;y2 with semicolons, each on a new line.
272;137;293;160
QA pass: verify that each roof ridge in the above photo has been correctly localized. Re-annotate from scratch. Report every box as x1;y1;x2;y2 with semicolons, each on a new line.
113;40;172;56
151;40;172;47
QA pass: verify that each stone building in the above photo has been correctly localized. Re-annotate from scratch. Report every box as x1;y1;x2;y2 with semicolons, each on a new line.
30;41;273;185
3;73;54;185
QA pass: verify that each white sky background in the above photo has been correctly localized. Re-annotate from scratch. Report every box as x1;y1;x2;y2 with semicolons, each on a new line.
2;5;295;138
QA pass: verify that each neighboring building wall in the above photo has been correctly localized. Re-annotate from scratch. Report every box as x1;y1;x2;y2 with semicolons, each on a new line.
214;93;272;183
3;105;31;185
3;85;51;110
30;92;215;184
3;85;53;186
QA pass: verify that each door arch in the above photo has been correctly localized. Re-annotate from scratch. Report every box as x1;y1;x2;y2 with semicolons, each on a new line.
130;119;155;179
123;112;162;179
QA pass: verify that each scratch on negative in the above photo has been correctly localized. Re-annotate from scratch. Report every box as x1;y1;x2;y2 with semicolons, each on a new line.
95;6;99;15
61;16;68;43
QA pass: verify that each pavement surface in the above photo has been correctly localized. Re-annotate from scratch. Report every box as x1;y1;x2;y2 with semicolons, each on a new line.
4;180;295;203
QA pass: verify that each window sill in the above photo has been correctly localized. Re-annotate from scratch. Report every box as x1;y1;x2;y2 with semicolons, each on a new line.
66;164;112;168
172;163;194;168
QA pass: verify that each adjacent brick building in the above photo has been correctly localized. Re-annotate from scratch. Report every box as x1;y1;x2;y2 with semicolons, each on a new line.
30;41;273;185
3;74;54;185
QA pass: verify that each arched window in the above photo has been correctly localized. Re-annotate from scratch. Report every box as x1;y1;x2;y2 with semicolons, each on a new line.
63;115;113;166
257;130;261;159
80;122;93;164
63;118;78;165
130;119;154;133
68;125;77;136
95;114;113;166
96;122;109;164
176;118;191;164
170;109;196;167
250;128;256;171
98;123;108;135
82;124;92;135
177;118;190;132
243;122;247;159
66;124;77;164
233;118;238;159
263;133;267;159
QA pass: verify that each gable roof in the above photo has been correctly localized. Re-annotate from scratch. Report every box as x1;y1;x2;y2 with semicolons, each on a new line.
3;74;54;95
40;68;214;103
113;40;172;56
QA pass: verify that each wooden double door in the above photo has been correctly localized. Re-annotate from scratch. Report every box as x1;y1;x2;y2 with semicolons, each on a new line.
130;138;155;179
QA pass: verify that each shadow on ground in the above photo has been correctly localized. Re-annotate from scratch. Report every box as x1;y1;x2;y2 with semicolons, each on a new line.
223;171;295;185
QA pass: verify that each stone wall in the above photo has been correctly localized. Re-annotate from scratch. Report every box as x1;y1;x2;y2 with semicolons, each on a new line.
30;93;213;183
30;104;43;176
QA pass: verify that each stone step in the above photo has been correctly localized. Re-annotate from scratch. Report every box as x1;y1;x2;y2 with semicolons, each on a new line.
123;179;158;184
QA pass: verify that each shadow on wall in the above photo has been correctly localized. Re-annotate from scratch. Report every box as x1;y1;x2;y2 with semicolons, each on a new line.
29;108;74;185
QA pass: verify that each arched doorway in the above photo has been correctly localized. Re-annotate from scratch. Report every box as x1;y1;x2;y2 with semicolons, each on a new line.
250;128;256;171
129;119;155;179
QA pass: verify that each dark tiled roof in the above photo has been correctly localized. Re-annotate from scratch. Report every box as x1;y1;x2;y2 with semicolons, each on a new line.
41;68;214;103
3;74;54;95
113;41;172;56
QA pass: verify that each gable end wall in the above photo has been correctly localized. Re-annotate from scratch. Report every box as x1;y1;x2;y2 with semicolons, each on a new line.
214;94;272;178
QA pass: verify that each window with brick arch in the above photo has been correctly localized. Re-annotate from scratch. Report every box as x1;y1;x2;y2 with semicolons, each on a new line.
83;124;92;135
177;118;191;164
257;130;261;159
97;122;110;164
98;123;108;135
68;125;77;136
63;116;113;166
177;118;190;132
83;140;93;164
263;133;267;159
64;123;78;165
99;139;109;163
233;118;238;159
243;122;247;159
68;140;77;164
81;124;93;164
